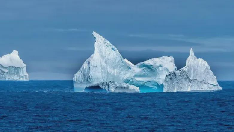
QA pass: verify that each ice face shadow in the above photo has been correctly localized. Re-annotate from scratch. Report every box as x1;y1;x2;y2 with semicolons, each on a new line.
74;85;163;93
84;86;107;92
74;83;107;92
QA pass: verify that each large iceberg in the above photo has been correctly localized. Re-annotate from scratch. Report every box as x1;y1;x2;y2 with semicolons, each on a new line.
73;31;137;92
73;31;176;92
74;31;221;93
163;49;222;92
0;50;29;81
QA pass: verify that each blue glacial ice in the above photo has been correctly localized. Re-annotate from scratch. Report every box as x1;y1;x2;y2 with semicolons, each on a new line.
125;56;177;91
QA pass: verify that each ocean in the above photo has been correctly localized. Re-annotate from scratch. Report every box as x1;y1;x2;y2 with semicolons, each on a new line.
0;81;233;131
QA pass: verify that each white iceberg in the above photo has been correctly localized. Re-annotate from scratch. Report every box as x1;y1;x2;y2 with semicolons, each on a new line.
163;49;222;92
0;50;29;81
73;31;135;92
74;31;221;93
73;31;176;92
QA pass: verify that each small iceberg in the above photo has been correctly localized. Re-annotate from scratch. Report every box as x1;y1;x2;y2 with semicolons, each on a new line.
0;50;29;81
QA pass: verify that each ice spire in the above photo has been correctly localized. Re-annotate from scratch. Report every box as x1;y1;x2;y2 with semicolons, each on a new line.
12;50;19;55
92;31;119;54
92;31;100;39
190;48;194;56
74;31;135;92
164;48;221;92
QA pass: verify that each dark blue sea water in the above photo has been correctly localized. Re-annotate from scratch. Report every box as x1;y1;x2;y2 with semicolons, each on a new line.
0;81;233;131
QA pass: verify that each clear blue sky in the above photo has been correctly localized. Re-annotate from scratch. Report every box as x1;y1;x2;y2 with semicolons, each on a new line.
0;0;233;80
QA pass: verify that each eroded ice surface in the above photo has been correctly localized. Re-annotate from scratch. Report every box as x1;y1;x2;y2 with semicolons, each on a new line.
94;81;139;93
125;56;177;88
73;32;135;92
0;50;29;81
163;49;222;92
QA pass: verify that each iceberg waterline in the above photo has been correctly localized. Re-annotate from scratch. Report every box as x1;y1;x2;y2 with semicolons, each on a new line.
0;50;29;81
73;31;222;92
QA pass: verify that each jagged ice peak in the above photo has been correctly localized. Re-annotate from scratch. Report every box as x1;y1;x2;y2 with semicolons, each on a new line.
190;48;195;56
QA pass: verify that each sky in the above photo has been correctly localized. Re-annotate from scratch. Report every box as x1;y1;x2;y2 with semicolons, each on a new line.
0;0;233;80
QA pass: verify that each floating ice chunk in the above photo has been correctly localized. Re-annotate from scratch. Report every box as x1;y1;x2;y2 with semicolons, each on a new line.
73;32;221;93
73;32;177;92
0;50;29;81
163;49;221;92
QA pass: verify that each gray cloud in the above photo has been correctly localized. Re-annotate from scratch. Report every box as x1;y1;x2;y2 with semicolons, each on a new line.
118;46;227;53
129;34;234;52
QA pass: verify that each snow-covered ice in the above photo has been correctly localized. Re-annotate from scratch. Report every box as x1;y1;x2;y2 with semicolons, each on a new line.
0;50;29;81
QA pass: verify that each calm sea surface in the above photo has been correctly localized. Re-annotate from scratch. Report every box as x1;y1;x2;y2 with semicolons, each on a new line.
0;81;233;131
